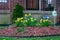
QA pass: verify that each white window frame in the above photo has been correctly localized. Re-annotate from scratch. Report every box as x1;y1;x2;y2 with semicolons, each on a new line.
0;0;7;3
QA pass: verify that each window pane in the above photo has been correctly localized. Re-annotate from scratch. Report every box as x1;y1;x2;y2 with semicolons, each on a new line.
0;0;7;2
26;0;39;10
56;0;60;10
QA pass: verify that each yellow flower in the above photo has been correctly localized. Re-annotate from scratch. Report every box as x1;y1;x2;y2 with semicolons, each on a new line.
40;20;43;23
17;18;21;21
43;20;46;22
41;19;43;20
16;20;20;22
20;17;23;20
25;14;28;16
40;19;43;23
30;18;33;20
29;14;31;15
45;19;48;21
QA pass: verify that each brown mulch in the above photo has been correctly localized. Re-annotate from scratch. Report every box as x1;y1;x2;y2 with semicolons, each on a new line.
0;26;60;36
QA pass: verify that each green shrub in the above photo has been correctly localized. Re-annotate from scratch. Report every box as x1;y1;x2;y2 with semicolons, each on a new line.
12;3;24;23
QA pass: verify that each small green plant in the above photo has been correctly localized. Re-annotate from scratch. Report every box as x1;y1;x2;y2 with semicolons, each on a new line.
17;27;26;32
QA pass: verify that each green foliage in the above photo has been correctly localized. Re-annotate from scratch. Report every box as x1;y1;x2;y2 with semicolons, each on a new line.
40;19;51;26
12;3;24;23
45;4;54;11
15;21;24;27
0;36;60;40
15;13;51;27
15;17;24;27
24;14;39;26
17;27;26;32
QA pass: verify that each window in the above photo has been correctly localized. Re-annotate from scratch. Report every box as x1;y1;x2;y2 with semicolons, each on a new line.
0;0;7;3
26;0;39;10
56;0;60;10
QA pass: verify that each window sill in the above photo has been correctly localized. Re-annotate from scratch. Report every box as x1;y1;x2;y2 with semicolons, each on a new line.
23;10;52;14
0;10;10;13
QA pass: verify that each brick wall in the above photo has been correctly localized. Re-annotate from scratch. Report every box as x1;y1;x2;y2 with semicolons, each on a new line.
0;0;9;10
0;0;60;22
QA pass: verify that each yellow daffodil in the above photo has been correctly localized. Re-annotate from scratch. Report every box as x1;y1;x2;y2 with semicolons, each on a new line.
20;17;23;20
17;18;21;21
45;19;48;21
43;20;46;22
16;20;20;22
25;14;28;16
29;14;31;15
40;20;43;23
40;19;43;21
40;19;43;23
30;18;33;20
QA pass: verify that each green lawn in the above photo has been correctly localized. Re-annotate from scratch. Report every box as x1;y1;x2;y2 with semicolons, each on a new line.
0;36;60;40
0;26;7;29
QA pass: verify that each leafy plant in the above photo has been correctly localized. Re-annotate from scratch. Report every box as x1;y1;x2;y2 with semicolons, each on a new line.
24;14;39;26
15;17;24;27
17;27;26;32
40;18;51;26
12;3;24;23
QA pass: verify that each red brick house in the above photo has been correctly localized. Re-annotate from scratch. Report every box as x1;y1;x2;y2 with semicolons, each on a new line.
0;0;60;24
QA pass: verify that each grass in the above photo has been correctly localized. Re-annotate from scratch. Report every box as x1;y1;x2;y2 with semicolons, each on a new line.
0;36;60;40
0;26;8;29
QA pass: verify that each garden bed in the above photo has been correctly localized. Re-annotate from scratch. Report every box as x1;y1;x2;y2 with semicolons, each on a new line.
0;26;60;36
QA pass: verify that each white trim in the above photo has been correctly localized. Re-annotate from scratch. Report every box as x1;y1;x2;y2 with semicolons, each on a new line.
24;0;26;10
39;0;41;10
23;10;52;14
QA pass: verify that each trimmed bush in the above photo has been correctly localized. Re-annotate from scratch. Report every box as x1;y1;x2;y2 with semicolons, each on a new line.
12;3;24;23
